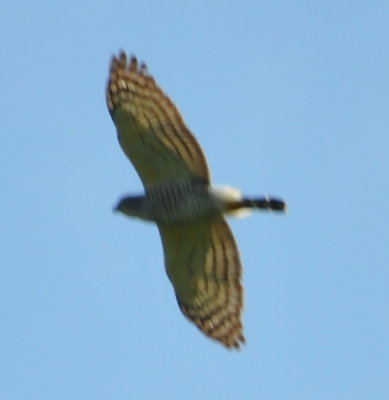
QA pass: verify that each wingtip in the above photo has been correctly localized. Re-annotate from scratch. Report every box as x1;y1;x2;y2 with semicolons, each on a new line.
109;51;150;77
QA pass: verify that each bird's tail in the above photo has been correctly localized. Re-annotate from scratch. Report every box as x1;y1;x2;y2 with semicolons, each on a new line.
225;195;287;217
211;186;287;218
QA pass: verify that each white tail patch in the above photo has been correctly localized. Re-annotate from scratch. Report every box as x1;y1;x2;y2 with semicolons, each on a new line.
227;208;253;218
210;185;253;218
211;185;242;201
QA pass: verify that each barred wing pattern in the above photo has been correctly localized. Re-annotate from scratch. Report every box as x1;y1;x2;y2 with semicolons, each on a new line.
107;52;210;187
107;52;245;348
158;218;245;348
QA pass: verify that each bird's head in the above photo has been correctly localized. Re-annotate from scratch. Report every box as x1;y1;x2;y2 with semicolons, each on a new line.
113;195;144;218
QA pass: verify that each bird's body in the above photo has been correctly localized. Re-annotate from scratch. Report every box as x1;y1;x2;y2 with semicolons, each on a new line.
116;179;223;224
106;52;286;349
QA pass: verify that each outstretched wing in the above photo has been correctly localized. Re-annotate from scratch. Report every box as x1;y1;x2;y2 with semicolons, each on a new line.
158;218;245;349
106;52;210;187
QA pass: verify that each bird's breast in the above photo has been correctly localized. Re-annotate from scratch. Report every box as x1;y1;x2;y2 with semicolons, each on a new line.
144;181;222;224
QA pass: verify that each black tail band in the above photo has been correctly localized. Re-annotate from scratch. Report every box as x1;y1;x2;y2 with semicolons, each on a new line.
241;197;287;212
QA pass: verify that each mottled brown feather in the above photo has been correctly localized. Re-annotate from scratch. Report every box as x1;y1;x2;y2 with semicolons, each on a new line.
106;52;210;187
158;218;245;349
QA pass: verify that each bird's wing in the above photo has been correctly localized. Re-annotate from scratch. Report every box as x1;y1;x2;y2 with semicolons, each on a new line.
158;217;245;349
106;52;210;187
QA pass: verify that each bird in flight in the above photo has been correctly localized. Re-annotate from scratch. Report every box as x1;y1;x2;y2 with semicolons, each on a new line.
106;51;286;349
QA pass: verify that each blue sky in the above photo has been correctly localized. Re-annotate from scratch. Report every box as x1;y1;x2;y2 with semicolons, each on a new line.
1;1;388;399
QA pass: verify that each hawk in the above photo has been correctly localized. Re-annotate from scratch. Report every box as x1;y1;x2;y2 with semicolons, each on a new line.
106;52;286;349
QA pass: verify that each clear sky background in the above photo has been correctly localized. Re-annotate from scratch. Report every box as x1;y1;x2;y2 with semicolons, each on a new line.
1;1;388;399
